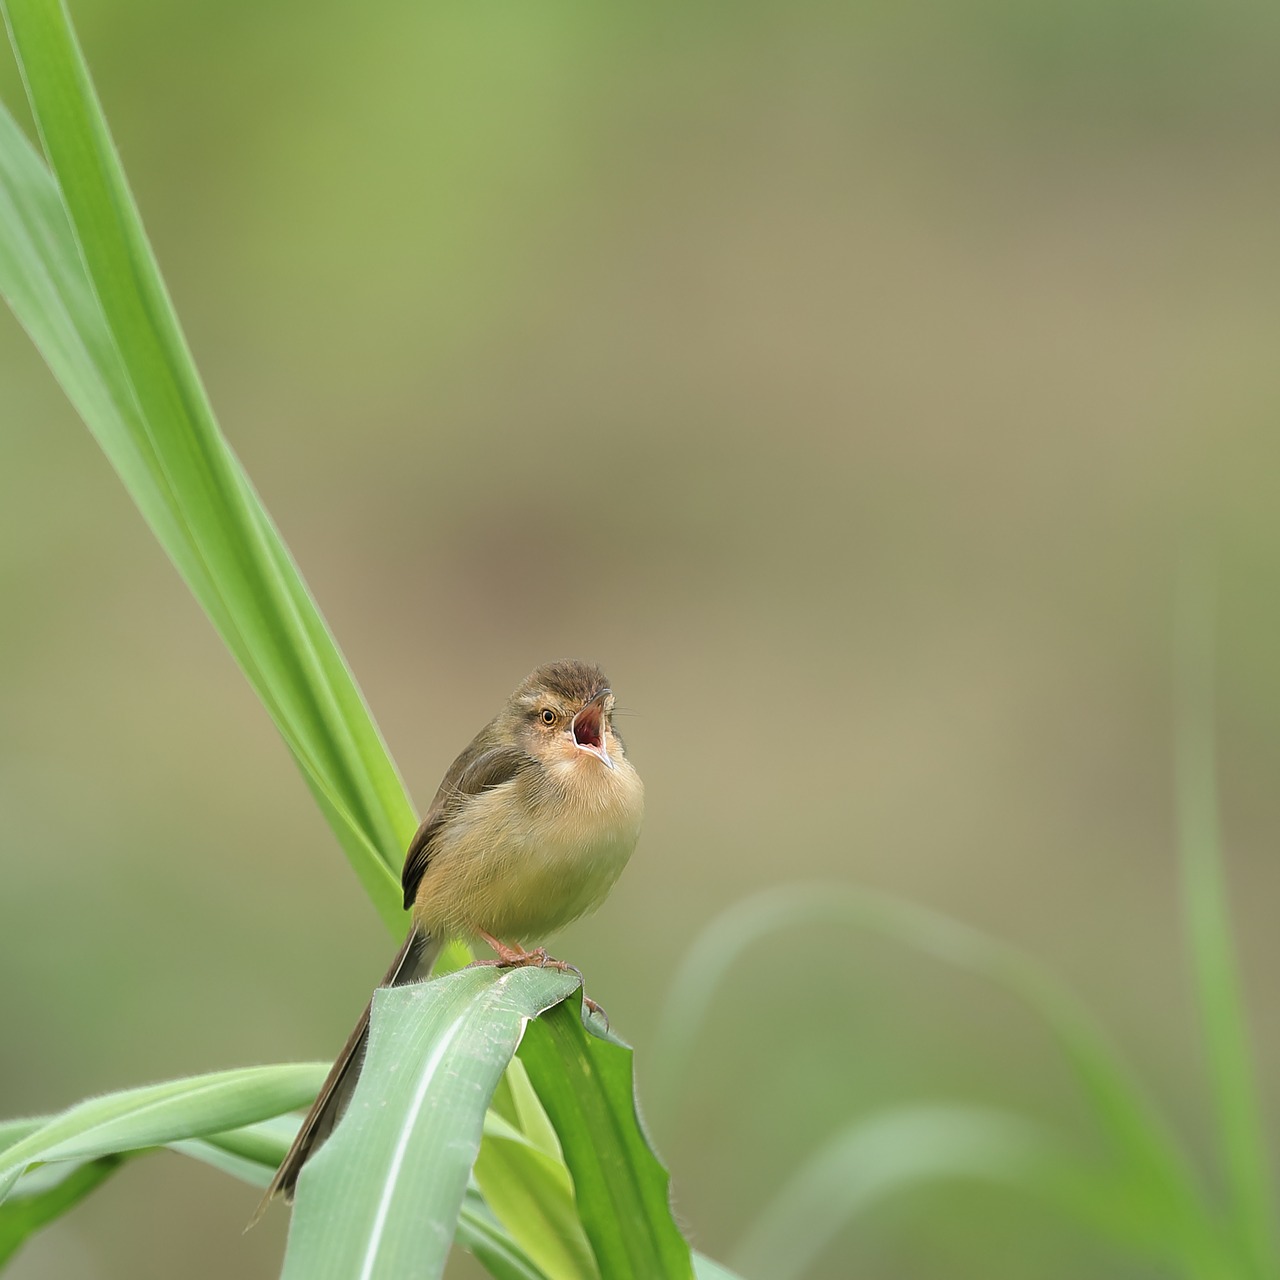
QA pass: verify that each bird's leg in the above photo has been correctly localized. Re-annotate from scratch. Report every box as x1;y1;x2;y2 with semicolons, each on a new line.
474;928;548;968
472;930;609;1024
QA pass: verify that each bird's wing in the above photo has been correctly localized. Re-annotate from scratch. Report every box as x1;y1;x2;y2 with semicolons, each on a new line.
401;741;531;909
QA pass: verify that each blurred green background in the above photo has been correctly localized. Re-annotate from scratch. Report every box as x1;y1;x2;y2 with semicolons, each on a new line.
3;0;1279;1276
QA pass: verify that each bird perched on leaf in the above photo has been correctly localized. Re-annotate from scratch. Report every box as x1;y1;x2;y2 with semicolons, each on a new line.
261;659;644;1205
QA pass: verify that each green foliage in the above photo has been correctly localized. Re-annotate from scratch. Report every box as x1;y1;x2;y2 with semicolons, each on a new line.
655;597;1278;1280
518;1003;693;1278
1;0;1272;1277
1175;557;1278;1277
281;968;582;1280
0;1157;123;1267
1;0;411;935
0;1067;324;1264
0;0;720;1274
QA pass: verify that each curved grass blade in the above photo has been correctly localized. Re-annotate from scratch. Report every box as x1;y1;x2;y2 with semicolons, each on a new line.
732;1104;1063;1280
0;1119;47;1154
1;1106;552;1278
0;0;411;933
0;1064;324;1203
655;885;1227;1273
280;966;580;1280
517;1000;694;1280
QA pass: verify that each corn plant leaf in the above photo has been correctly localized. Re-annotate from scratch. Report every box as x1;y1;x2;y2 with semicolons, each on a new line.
517;1001;694;1280
280;966;580;1280
0;0;412;935
458;1185;554;1280
0;1064;324;1204
0;7;719;1278
179;1119;556;1279
475;1112;597;1280
0;1154;126;1267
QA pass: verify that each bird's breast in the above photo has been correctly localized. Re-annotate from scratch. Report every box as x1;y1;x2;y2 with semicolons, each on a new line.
413;755;643;944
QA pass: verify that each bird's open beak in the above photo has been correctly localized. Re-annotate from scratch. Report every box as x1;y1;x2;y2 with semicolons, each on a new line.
571;689;614;769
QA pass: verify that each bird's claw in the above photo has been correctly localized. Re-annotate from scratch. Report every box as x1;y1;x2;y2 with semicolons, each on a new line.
474;929;607;1024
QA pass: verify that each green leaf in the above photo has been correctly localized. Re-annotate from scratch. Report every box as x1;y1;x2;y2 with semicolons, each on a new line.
179;1118;557;1280
171;1113;303;1188
655;886;1232;1276
0;0;412;935
280;966;580;1280
457;1186;553;1280
0;1119;47;1154
0;1064;324;1202
0;1155;126;1266
475;1112;597;1280
732;1104;1073;1280
518;1000;693;1280
1;8;718;1278
490;1058;563;1162
1174;556;1278;1278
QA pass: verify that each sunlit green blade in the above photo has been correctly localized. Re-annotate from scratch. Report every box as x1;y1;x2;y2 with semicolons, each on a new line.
475;1113;597;1280
489;1059;563;1162
0;1064;324;1202
0;0;410;933
458;1186;553;1280
518;1001;693;1280
1175;560;1278;1278
0;1119;47;1154
171;1113;303;1188
0;1155;125;1266
281;966;579;1280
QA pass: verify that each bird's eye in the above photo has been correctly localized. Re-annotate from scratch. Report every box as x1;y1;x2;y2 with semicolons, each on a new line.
539;708;557;725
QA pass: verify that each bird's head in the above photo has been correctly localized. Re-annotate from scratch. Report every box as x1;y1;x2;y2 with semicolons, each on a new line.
508;660;622;772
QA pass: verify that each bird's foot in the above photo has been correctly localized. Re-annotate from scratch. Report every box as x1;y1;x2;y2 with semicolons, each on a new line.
581;993;609;1027
472;930;608;1024
474;929;549;968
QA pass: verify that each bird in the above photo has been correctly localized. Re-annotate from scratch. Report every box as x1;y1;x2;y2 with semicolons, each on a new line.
260;659;644;1206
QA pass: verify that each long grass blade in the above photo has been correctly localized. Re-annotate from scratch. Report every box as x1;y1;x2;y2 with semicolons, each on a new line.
0;1064;324;1202
0;0;410;933
1175;556;1277;1277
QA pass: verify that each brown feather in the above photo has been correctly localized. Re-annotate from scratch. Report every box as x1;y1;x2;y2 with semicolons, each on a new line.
400;742;531;909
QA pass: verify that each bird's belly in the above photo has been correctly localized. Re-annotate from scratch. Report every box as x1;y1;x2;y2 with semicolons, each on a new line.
414;786;640;944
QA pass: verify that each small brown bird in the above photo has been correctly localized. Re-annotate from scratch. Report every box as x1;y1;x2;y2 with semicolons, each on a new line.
262;660;644;1205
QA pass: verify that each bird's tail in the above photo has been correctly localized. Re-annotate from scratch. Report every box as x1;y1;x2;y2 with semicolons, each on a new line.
252;927;442;1220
